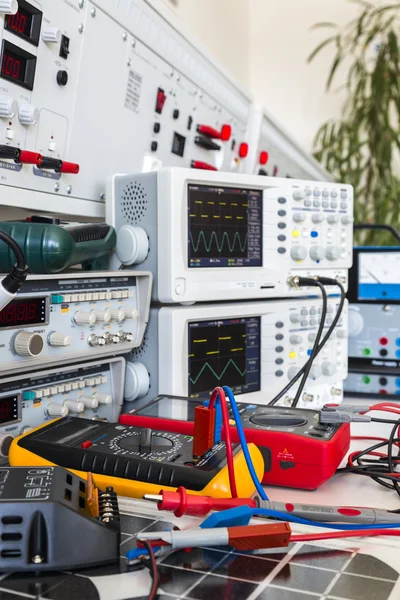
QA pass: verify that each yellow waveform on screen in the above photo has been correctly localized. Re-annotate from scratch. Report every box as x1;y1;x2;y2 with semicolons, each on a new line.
231;348;244;352
193;339;207;343
206;350;220;355
218;336;231;340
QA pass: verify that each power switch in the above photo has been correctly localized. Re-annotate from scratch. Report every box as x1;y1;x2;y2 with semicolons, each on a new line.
155;88;166;114
60;35;70;59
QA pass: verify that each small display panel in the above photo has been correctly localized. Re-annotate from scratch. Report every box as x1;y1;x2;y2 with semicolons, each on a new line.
4;1;42;46
358;251;400;300
188;316;261;398
0;297;47;329
0;394;19;425
188;185;262;268
0;40;37;90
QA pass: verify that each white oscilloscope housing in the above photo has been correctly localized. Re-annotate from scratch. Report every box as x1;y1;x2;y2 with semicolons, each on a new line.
107;168;353;303
123;299;348;411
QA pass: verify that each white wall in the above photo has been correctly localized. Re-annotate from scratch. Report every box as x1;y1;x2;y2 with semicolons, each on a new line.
248;0;361;152
158;0;250;88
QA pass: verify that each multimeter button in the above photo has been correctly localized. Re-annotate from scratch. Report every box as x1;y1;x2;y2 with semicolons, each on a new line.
81;440;93;449
81;396;99;409
94;393;112;405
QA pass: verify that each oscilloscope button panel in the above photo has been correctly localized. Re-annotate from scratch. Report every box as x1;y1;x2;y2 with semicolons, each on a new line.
0;357;125;462
108;169;353;303
124;298;348;409
0;271;151;376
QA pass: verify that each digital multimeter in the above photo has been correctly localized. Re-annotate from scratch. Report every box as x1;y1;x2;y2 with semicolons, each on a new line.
119;396;351;490
9;417;264;499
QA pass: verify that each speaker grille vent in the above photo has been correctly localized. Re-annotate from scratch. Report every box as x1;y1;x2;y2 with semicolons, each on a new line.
131;331;149;359
121;181;148;225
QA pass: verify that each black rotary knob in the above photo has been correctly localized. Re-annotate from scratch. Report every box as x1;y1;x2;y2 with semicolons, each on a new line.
118;429;174;453
56;70;68;86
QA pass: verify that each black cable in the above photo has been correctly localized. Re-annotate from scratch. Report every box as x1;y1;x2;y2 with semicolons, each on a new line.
140;540;159;600
291;281;327;407
268;278;346;406
0;229;25;269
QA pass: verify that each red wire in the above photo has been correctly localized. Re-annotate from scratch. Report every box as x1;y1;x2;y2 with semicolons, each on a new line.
291;530;400;542
209;386;238;498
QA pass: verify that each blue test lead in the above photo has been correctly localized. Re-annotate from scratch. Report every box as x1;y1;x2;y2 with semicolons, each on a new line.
222;385;269;501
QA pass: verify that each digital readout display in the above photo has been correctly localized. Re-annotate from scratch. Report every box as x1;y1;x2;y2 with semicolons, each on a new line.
0;297;47;329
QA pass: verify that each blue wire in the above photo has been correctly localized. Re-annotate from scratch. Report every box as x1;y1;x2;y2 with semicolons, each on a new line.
222;386;269;501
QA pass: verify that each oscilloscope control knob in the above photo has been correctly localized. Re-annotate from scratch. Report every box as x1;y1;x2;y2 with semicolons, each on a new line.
0;1;18;15
293;212;306;223
94;393;112;405
287;367;300;380
290;313;301;324
19;104;40;126
312;213;324;223
124;362;150;402
322;361;337;376
336;329;348;339
293;189;305;201
0;95;17;118
310;365;322;379
64;400;85;414
94;310;111;323
118;429;174;453
341;215;353;225
116;225;149;265
310;246;325;261
290;246;307;261
327;214;340;225
0;433;13;458
42;27;61;43
49;332;72;347
74;311;96;326
80;396;99;409
109;309;125;322
14;331;44;357
47;403;68;418
289;334;302;344
325;246;340;261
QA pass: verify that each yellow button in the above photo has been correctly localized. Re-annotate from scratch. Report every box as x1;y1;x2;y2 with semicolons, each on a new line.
229;419;236;426
289;351;297;359
292;230;300;238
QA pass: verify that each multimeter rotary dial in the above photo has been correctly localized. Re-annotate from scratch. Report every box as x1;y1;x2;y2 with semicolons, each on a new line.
111;428;183;457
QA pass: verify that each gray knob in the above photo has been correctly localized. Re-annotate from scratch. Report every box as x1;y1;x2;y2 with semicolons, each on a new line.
310;365;322;379
325;246;340;261
327;214;340;224
0;433;13;458
293;189;305;200
322;361;337;376
348;308;364;337
310;246;325;261
337;329;348;339
14;331;44;357
293;212;306;223
290;334;302;345
290;313;301;324
312;213;324;223
291;246;307;261
308;332;317;342
341;215;353;225
288;367;299;380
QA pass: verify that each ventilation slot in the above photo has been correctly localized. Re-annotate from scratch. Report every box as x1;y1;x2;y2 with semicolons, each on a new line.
121;181;148;225
2;516;22;525
1;549;21;558
130;331;149;359
1;533;22;541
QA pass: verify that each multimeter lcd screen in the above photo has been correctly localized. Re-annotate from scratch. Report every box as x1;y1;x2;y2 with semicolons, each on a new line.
358;252;400;300
0;297;47;329
35;420;99;444
188;184;262;268
188;316;261;398
134;396;200;421
0;394;19;425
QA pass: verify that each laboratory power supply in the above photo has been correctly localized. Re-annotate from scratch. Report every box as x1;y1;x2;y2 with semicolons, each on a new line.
0;270;152;375
0;356;126;462
0;0;254;215
107;168;353;303
344;365;400;399
123;299;348;409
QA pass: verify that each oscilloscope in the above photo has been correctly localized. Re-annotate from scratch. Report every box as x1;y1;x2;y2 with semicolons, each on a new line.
123;300;348;410
107;168;353;303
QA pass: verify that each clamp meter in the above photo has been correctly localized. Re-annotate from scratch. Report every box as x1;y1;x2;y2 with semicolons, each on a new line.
9;417;264;499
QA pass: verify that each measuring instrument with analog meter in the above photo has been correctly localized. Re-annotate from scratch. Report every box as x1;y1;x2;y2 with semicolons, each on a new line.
9;417;263;499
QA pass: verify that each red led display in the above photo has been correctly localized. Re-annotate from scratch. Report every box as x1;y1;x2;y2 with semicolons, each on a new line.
0;297;46;329
0;395;18;425
6;10;31;37
1;51;23;82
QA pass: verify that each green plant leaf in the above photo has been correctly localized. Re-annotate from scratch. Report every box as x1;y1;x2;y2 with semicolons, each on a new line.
326;54;343;90
307;35;338;62
310;22;338;29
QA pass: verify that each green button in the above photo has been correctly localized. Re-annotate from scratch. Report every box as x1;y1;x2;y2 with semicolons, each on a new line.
51;294;64;304
23;391;36;401
363;348;372;356
362;376;371;385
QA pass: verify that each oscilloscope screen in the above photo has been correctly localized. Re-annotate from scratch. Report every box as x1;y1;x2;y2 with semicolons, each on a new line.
187;184;262;268
188;316;261;398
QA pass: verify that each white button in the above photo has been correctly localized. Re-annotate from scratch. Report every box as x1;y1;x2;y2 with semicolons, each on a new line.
92;293;99;301
42;388;51;397
5;128;14;140
94;377;102;385
48;140;57;152
99;292;106;300
78;381;85;389
121;291;129;299
111;291;119;299
85;378;95;386
64;383;72;392
340;252;346;258
57;385;65;394
302;230;309;238
50;386;58;395
35;389;44;398
71;294;79;302
63;295;71;303
106;292;112;300
100;376;107;384
327;232;333;238
71;382;79;390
